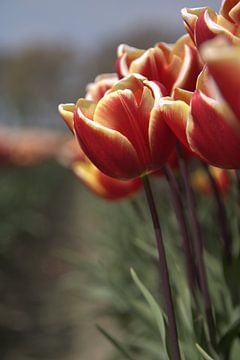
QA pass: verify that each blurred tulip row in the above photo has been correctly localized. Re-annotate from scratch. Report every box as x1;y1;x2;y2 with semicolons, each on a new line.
0;125;232;200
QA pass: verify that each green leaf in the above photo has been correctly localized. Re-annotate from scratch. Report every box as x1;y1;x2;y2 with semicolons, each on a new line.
130;268;166;349
196;344;214;360
96;324;135;360
230;339;240;360
219;318;240;355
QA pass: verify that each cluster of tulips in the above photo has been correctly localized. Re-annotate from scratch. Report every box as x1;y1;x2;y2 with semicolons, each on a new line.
58;1;240;359
59;0;240;201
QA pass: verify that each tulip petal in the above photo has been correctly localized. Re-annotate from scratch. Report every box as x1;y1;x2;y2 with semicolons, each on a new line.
85;73;118;101
181;7;208;43
58;103;75;132
172;88;193;105
195;10;218;46
129;47;181;94
158;98;190;150
220;0;240;23
108;74;145;104
73;161;141;200
201;39;240;120
93;89;151;166
173;44;201;92
148;106;176;167
188;90;240;168
96;171;141;200
76;98;97;119
129;48;164;80
116;44;145;78
73;161;105;195
74;99;143;179
229;2;240;24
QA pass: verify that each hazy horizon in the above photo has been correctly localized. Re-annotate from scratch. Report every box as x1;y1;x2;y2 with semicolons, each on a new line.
1;0;219;54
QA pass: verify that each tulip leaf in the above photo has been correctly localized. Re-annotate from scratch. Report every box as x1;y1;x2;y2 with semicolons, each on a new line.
196;344;214;360
219;318;240;355
130;268;166;348
96;324;135;360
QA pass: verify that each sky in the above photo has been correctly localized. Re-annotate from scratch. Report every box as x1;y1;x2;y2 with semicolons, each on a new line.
1;0;220;53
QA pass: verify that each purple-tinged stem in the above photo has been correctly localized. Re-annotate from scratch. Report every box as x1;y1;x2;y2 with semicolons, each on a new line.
176;144;216;349
234;170;240;239
203;162;232;264
235;170;240;208
142;175;181;360
163;165;197;300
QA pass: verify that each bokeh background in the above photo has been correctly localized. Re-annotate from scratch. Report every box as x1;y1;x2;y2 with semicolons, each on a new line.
0;1;219;359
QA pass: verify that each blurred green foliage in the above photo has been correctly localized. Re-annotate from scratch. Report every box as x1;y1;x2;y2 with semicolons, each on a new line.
0;163;78;359
57;175;240;360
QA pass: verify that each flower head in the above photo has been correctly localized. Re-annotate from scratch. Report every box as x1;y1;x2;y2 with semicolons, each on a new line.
159;37;240;169
70;75;176;179
182;0;240;47
116;35;201;95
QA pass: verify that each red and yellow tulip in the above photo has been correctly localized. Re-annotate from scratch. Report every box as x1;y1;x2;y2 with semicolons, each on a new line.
116;35;201;95
159;36;240;169
60;74;176;179
75;75;177;179
182;0;240;47
189;38;240;169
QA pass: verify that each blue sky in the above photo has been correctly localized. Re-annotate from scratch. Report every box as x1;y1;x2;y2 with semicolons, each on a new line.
1;0;219;53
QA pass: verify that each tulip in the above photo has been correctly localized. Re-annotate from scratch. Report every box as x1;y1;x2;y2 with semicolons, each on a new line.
68;75;176;179
59;73;118;132
189;38;240;169
200;37;240;121
85;73;118;101
159;37;240;169
116;35;201;94
58;138;141;200
182;0;240;48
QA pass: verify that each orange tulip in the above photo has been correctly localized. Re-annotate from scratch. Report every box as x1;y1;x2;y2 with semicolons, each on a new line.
116;35;201;94
58;138;141;200
182;0;240;47
61;75;176;180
